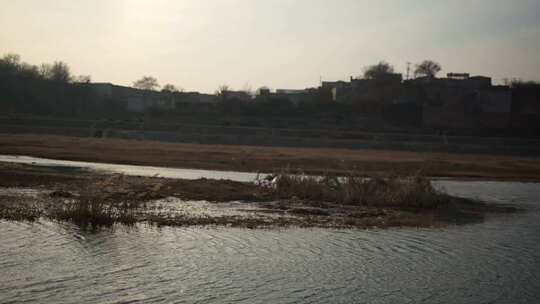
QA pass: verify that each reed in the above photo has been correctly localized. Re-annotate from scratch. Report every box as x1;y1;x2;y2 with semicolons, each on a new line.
272;170;449;209
0;198;42;221
50;197;140;227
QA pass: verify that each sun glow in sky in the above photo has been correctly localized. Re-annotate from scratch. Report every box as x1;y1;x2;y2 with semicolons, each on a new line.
1;0;539;93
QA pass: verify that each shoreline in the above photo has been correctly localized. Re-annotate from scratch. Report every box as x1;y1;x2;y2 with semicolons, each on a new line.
0;162;520;229
3;154;540;183
1;133;540;181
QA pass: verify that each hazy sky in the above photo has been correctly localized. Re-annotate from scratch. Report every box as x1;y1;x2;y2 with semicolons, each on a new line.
2;0;539;93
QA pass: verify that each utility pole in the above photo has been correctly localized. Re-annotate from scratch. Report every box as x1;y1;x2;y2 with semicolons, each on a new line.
406;62;411;80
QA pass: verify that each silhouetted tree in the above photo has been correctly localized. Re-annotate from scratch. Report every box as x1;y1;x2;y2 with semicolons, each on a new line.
0;53;21;71
39;61;72;83
242;83;255;98
256;86;270;96
133;76;159;90
161;84;179;92
504;79;540;88
74;75;91;83
51;61;71;82
363;61;395;80
19;63;40;79
39;63;52;79
215;84;230;98
415;60;441;78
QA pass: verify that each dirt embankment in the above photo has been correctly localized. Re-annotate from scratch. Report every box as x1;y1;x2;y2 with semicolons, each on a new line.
1;133;540;181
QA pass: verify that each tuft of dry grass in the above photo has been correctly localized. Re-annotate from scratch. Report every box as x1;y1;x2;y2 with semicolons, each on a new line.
272;170;450;209
0;196;42;221
49;197;140;228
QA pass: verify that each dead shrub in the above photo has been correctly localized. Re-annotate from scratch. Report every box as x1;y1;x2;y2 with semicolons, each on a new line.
271;170;449;209
50;197;140;227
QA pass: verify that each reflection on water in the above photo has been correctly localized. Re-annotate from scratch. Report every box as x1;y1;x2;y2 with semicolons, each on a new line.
1;181;539;303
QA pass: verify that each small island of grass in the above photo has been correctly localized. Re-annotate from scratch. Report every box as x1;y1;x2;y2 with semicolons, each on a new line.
0;162;518;230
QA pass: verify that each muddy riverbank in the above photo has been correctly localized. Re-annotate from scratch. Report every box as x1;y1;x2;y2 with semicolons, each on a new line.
0;162;518;229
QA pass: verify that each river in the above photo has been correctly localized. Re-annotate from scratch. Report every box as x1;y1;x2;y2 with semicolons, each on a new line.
1;156;539;303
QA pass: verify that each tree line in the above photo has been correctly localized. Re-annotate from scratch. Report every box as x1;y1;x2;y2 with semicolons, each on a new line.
0;53;125;117
2;52;536;131
0;53;452;127
363;60;441;80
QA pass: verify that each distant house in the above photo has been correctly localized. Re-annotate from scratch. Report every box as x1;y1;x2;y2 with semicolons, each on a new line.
89;83;175;113
275;89;306;94
175;92;217;104
317;75;404;104
409;74;492;90
510;86;540;131
463;76;492;89
274;89;309;104
127;95;144;112
222;90;251;101
174;92;217;112
477;87;512;113
476;87;512;129
321;81;351;101
421;100;456;128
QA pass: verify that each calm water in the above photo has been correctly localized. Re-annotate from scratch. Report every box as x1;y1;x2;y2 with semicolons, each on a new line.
1;180;539;303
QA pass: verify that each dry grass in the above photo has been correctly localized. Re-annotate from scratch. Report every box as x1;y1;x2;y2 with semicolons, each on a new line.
0;163;518;229
0;196;42;221
273;170;450;209
46;174;156;228
1;133;540;180
49;197;140;228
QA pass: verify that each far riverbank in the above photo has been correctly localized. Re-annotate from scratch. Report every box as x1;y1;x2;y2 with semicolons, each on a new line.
1;133;540;181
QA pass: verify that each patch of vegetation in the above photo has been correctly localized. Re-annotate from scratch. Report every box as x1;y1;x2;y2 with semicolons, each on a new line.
272;170;450;209
49;197;140;228
0;196;42;221
0;165;519;230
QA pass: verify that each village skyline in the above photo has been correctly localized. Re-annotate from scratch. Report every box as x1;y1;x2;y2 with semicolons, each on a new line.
2;51;535;96
2;1;539;93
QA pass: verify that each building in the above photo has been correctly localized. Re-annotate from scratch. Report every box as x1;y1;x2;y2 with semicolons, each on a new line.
273;89;309;104
510;85;540;131
410;74;492;90
476;87;512;129
321;81;351;101
275;89;306;95
222;90;251;102
176;92;217;104
89;83;175;113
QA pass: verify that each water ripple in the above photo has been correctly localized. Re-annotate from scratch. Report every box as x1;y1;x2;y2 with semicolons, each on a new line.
1;180;539;303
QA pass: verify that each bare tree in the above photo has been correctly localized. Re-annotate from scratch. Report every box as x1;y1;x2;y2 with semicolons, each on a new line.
242;83;255;98
133;76;160;90
161;84;180;92
256;86;270;96
38;61;71;82
19;62;40;78
74;75;91;83
50;61;71;82
504;78;540;88
415;60;441;78
1;53;21;70
39;63;52;79
215;84;230;96
363;61;395;80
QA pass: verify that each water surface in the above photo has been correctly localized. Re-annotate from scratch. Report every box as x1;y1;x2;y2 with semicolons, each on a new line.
1;180;539;303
